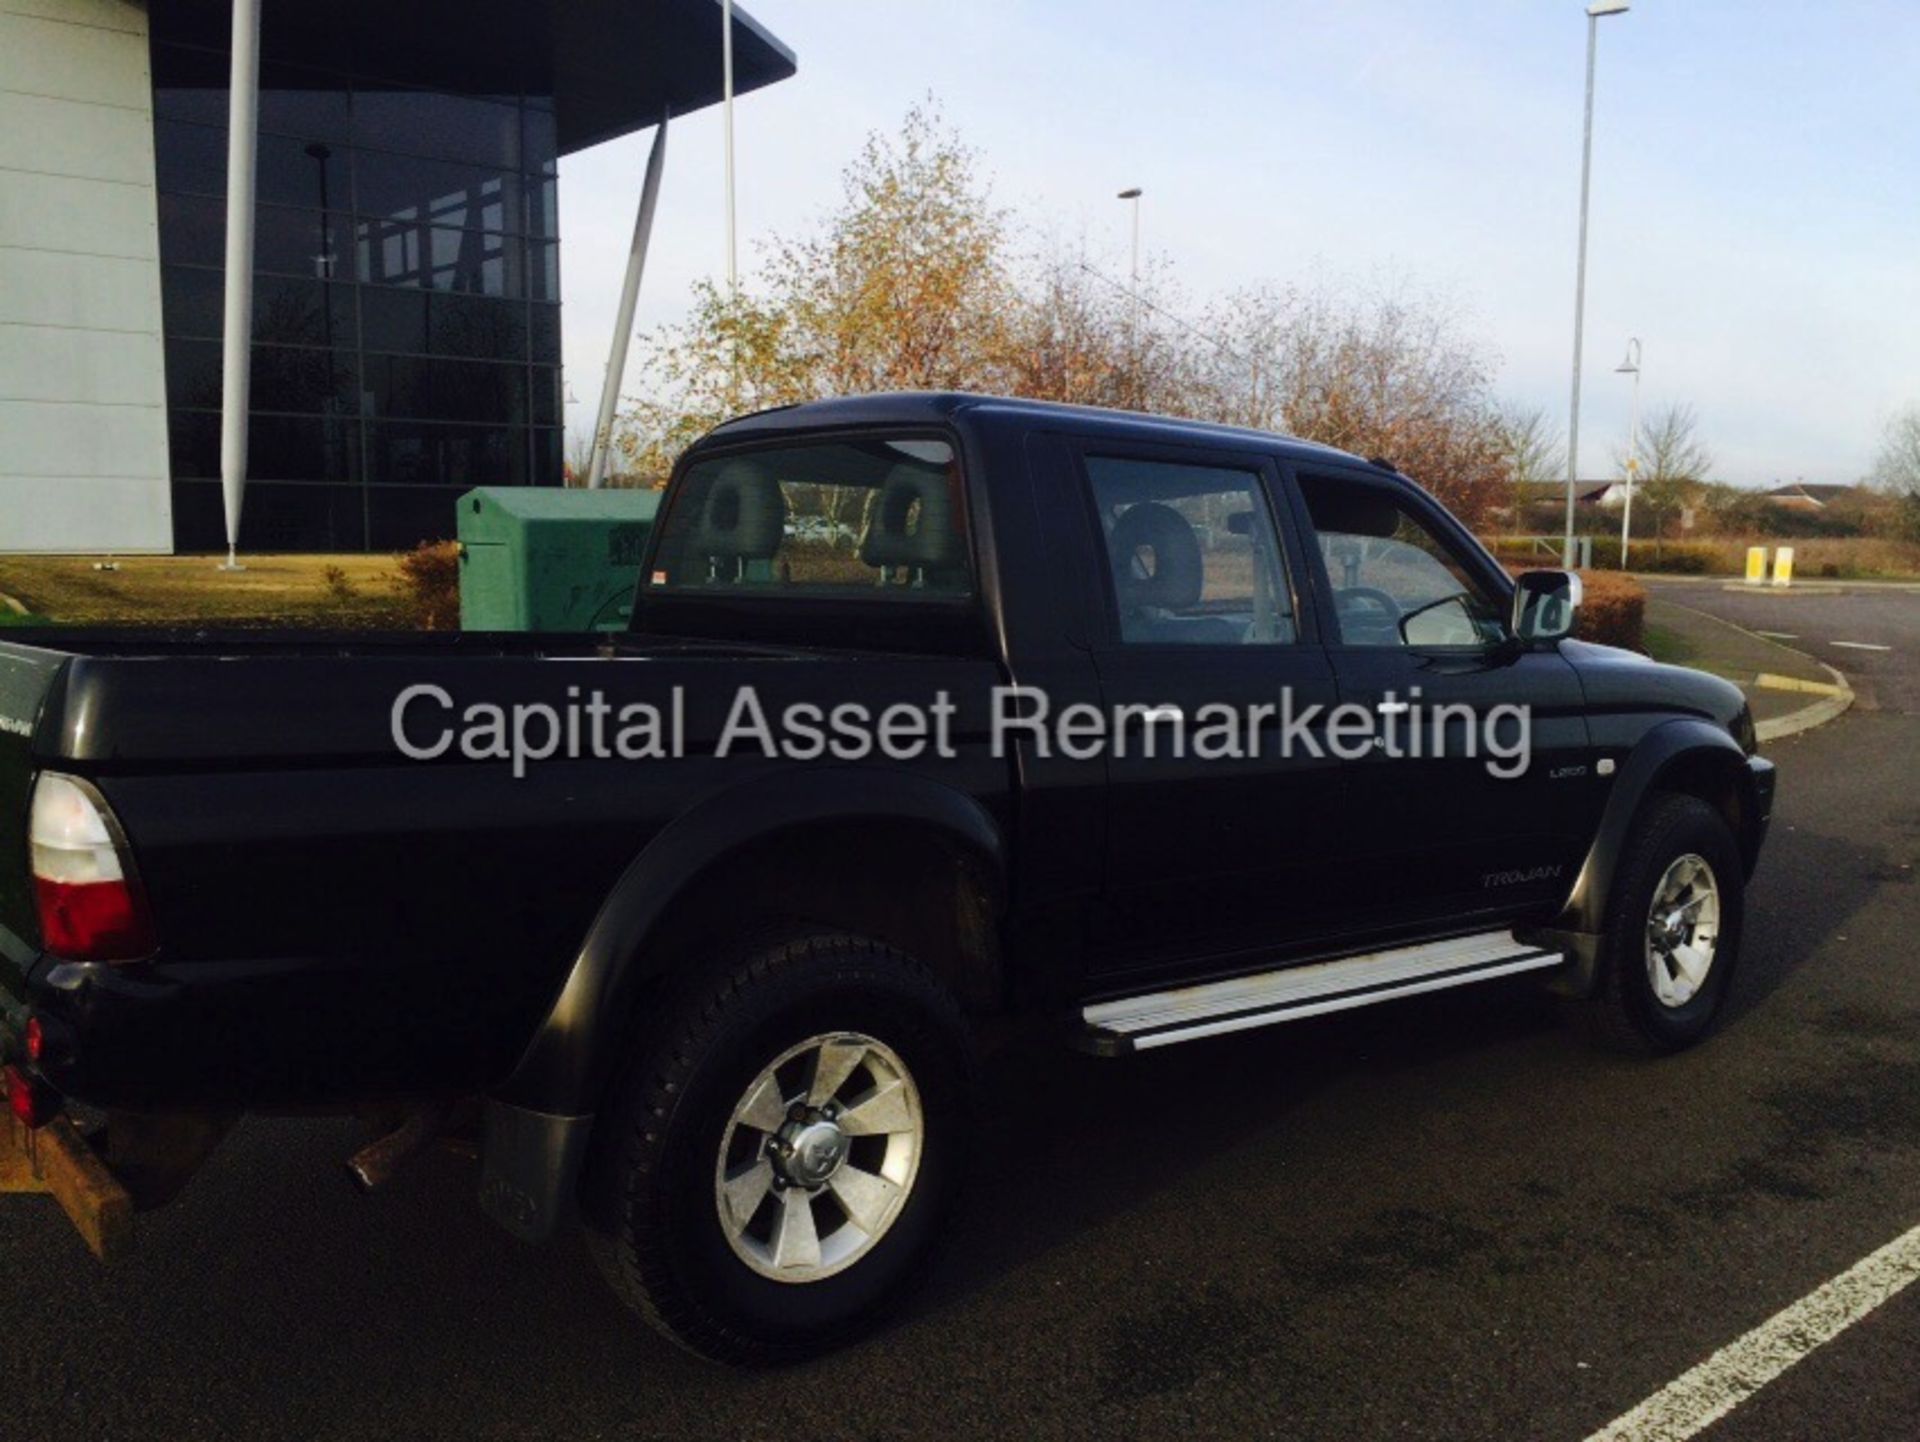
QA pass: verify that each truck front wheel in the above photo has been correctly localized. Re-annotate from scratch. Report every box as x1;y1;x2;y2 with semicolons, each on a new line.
1566;791;1745;1053
582;930;976;1364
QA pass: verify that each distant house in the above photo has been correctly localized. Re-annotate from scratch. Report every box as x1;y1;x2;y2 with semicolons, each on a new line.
1512;480;1631;510
1764;482;1858;511
1579;481;1632;510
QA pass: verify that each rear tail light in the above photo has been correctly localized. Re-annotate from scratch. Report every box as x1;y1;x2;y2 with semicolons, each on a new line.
4;1063;54;1129
29;773;156;963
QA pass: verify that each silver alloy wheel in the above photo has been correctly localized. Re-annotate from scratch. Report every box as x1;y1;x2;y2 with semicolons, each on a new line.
1645;852;1721;1008
713;1032;924;1284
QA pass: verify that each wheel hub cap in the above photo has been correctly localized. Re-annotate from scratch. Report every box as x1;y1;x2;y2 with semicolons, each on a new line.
1645;852;1721;1008
778;1117;850;1187
713;1032;925;1284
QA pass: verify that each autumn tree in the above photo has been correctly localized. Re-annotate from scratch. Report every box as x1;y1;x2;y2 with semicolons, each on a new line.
616;104;1513;528
1001;247;1199;417
617;102;1014;483
1203;282;1507;526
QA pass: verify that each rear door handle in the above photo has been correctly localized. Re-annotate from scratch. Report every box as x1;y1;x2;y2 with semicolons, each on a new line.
1129;704;1185;727
1375;700;1411;715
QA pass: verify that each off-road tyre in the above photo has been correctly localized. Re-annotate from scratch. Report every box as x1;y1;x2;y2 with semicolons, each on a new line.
1565;791;1744;1054
582;929;976;1365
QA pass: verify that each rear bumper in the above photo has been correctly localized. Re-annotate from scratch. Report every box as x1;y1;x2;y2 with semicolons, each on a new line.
6;933;575;1247
4;935;523;1112
5;947;250;1111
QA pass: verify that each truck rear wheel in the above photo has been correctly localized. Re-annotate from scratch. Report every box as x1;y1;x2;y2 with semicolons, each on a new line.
583;930;976;1364
1566;791;1745;1053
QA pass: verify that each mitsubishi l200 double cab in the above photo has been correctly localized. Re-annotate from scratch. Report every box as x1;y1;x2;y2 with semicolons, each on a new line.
1;394;1773;1362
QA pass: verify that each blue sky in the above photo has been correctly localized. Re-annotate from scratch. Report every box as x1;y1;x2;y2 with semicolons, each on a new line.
558;0;1920;488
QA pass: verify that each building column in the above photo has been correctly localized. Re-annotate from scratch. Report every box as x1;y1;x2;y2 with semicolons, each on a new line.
586;112;669;490
218;0;262;567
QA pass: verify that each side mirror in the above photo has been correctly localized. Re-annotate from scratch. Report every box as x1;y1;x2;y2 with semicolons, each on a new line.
1511;569;1582;645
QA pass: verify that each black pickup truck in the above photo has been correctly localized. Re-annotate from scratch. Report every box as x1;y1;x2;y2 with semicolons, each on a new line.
1;393;1773;1362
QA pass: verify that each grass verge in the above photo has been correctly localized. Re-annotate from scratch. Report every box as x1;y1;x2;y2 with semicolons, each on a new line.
0;555;406;628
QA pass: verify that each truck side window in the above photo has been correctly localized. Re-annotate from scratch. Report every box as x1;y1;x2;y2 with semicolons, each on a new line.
1085;457;1295;646
1298;478;1505;649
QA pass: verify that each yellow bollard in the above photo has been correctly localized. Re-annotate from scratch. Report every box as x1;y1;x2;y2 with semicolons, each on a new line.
1745;546;1769;584
1772;546;1795;588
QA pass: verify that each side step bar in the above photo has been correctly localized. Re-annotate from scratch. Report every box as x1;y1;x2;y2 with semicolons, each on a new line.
1079;930;1564;1055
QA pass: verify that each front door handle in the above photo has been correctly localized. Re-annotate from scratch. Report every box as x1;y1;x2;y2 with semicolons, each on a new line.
1375;700;1412;716
1128;704;1185;727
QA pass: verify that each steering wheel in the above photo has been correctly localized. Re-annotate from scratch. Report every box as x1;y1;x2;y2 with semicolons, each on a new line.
1333;586;1402;644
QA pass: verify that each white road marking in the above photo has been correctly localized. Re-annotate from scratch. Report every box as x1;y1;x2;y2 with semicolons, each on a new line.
1754;631;1798;641
1828;641;1892;651
1583;1221;1920;1442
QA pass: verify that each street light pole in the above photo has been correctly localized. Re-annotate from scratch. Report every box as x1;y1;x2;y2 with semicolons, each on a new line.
1117;188;1142;402
722;0;736;292
1615;337;1642;568
1563;0;1629;568
1118;187;1142;286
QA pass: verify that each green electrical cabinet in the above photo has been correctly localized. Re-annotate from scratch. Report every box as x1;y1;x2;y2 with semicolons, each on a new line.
457;487;662;632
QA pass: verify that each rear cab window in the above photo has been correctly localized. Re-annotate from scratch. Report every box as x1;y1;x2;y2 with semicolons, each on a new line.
647;437;972;602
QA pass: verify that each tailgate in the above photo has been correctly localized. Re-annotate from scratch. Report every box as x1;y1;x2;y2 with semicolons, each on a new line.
0;641;138;1263
0;639;71;988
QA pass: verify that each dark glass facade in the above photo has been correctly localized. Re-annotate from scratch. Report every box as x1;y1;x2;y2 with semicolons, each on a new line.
149;0;564;552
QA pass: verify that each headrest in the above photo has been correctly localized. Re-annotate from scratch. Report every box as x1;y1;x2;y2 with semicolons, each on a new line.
1107;502;1204;613
858;465;964;572
687;461;787;561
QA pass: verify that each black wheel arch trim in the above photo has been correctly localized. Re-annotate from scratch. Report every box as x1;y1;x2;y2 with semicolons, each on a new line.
1524;719;1772;997
492;767;1007;1119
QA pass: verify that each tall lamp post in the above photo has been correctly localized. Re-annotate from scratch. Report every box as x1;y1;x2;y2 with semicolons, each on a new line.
1117;188;1142;402
722;0;736;292
1562;0;1630;568
1615;337;1642;568
1117;187;1142;286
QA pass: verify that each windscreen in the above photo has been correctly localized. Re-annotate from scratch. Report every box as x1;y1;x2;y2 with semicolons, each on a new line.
646;437;971;602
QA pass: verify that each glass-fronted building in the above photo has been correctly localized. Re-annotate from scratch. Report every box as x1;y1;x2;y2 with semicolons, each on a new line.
0;0;793;554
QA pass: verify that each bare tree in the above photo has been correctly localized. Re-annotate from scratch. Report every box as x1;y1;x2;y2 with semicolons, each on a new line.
1870;405;1920;540
1626;403;1715;543
1495;405;1565;531
1869;405;1920;496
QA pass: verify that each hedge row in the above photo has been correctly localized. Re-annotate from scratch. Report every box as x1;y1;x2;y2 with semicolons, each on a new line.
1571;570;1646;651
1508;563;1646;651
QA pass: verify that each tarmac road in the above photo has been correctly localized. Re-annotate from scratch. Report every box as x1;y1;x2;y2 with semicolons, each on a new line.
3;586;1918;1441
1641;578;1919;716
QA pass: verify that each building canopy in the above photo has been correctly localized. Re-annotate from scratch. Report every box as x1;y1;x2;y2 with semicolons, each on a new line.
149;0;795;153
